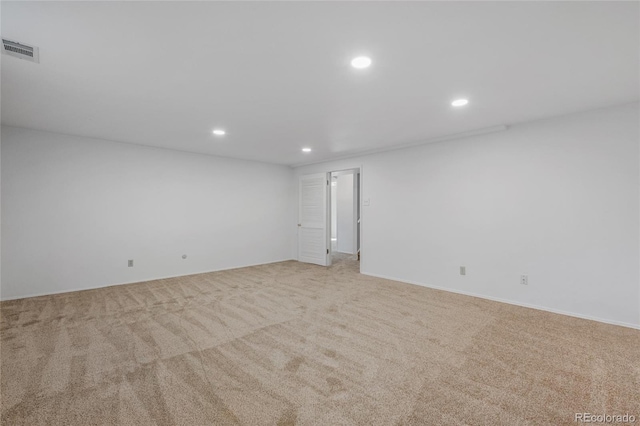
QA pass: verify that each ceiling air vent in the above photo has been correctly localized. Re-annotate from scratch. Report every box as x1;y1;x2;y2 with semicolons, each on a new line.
2;39;39;63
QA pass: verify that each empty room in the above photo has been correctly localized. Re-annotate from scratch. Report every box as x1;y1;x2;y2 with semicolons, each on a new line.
1;1;639;425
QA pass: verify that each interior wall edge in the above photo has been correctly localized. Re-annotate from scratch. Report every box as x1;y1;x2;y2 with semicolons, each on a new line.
0;257;296;303
362;271;640;330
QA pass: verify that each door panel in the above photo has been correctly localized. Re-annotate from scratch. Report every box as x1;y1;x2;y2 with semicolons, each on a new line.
298;173;329;266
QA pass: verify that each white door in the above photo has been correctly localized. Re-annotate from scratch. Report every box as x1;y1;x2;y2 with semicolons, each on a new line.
298;173;330;266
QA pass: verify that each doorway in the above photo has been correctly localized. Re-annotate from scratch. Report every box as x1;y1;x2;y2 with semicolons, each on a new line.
329;169;360;270
297;167;361;270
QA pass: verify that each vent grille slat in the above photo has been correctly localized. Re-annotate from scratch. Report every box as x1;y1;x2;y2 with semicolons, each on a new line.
4;45;34;57
2;38;39;63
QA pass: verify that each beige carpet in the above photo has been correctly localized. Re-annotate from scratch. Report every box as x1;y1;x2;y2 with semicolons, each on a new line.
1;255;638;425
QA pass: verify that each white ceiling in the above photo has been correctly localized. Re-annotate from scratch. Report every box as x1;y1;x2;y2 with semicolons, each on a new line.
2;1;638;166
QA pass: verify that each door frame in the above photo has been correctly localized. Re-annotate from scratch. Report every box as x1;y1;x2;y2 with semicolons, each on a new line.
296;165;363;270
327;167;362;267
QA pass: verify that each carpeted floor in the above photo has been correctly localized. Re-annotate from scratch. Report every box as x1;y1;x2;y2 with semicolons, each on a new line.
1;255;638;425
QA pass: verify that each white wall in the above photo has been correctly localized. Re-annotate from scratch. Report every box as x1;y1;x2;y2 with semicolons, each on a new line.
336;173;354;254
1;126;295;300
294;103;640;328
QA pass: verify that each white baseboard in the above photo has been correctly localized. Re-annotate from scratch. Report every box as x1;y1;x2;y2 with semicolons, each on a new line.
4;262;637;331
361;271;640;331
0;258;295;302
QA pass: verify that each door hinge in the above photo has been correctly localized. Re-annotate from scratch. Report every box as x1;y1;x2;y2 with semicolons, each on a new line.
327;180;329;185
327;249;329;254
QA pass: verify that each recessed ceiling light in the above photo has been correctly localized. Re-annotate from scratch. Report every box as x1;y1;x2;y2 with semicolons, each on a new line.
212;129;226;136
351;56;372;69
451;99;469;107
302;148;312;153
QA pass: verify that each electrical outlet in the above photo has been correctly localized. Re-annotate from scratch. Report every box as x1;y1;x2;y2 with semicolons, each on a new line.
128;260;134;267
520;275;528;285
460;266;466;275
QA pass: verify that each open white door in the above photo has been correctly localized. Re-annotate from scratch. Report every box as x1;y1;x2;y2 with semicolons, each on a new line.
298;173;330;266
